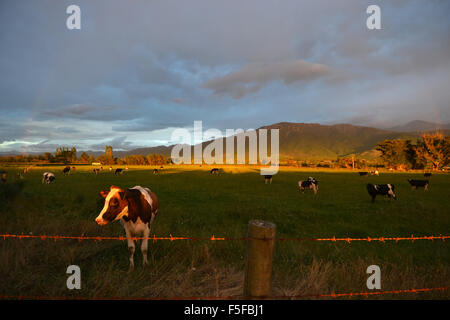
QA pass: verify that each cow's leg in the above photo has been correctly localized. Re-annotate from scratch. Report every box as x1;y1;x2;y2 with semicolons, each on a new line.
371;195;376;203
424;184;428;191
141;224;150;266
123;226;135;270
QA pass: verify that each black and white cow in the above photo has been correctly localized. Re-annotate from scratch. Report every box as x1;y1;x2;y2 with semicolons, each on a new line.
62;166;71;175
42;172;55;184
298;177;318;194
370;170;379;176
115;168;124;175
210;168;219;174
153;169;159;174
93;168;100;175
95;185;159;270
407;179;429;190
366;183;396;202
264;175;272;184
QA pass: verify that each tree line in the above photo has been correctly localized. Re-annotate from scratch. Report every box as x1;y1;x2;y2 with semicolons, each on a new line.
0;145;168;166
375;133;449;170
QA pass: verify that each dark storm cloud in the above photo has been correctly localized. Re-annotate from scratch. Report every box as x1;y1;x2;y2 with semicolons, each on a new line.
0;0;449;152
38;104;123;120
203;60;331;98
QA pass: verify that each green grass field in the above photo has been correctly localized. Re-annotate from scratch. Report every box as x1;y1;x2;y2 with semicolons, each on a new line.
0;165;449;299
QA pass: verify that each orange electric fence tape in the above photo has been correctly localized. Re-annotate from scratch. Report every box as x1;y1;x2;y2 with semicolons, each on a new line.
0;286;448;300
0;233;449;243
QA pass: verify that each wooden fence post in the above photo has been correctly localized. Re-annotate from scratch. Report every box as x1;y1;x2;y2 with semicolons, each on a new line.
243;220;276;298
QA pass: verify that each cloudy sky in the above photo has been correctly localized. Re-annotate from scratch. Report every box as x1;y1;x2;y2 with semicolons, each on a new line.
1;0;449;153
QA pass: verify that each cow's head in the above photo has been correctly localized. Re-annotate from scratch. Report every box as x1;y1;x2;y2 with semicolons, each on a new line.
95;186;129;225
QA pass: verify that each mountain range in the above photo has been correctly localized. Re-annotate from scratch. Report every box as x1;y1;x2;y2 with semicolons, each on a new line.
89;120;449;161
2;120;448;161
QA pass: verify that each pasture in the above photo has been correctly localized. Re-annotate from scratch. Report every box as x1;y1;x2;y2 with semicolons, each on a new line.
0;165;449;299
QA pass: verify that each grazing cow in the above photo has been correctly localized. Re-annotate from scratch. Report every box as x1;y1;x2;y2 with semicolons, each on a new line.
407;179;429;191
115;168;124;175
0;171;7;183
153;169;158;174
42;172;55;184
370;170;379;176
359;172;369;176
62;166;71;175
93;168;100;175
264;175;272;184
298;177;318;194
366;183;396;203
424;173;432;177
95;185;159;269
210;168;219;174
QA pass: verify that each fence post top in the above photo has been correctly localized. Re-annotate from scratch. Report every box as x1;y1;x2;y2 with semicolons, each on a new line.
249;220;276;229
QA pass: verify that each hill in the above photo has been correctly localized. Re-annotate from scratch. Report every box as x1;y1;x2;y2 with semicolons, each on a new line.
84;122;421;161
258;122;417;160
119;122;419;161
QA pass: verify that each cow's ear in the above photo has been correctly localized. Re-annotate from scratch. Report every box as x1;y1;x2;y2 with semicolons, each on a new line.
99;190;109;198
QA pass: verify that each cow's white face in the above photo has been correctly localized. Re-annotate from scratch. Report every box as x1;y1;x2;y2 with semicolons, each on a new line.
95;186;129;225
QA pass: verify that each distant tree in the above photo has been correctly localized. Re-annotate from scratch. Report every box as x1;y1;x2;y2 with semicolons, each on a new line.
71;147;77;162
104;145;114;164
53;146;77;164
96;155;114;165
43;152;53;162
146;154;166;165
80;152;90;163
415;133;450;170
376;139;415;169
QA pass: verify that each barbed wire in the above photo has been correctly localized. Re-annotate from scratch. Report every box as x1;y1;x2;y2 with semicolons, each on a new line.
0;286;447;300
0;233;448;243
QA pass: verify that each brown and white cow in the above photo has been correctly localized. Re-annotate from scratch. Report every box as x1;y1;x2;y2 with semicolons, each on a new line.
95;185;159;269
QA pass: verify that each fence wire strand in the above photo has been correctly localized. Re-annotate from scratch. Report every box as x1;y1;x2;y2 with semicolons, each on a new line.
0;233;448;243
0;286;448;300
